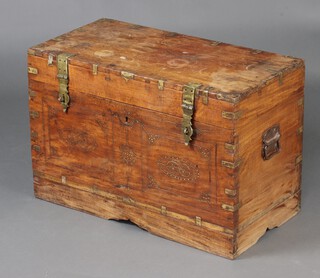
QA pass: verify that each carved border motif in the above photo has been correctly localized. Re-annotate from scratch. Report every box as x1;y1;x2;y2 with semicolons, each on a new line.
58;128;97;153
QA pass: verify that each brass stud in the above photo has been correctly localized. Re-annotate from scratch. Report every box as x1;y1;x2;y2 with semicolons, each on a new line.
202;87;210;105
195;216;202;226
161;205;167;215
61;176;67;184
158;80;165;91
92;64;98;75
48;54;54;66
298;98;304;106
297;126;303;135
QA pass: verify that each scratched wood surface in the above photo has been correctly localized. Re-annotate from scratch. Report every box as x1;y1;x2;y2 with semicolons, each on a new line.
28;18;304;259
29;18;302;98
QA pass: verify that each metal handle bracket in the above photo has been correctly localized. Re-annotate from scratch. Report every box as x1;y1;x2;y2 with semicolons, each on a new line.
262;124;281;160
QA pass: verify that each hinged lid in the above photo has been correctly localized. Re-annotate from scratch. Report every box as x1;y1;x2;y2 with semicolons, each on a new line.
29;18;303;103
28;18;304;144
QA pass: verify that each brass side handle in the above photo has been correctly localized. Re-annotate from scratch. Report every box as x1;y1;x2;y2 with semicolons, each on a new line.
262;124;280;160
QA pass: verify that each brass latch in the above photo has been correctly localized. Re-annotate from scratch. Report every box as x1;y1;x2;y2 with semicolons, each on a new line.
181;83;201;145
57;53;74;112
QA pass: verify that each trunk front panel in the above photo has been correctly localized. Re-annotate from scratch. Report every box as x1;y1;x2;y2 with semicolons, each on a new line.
29;77;236;230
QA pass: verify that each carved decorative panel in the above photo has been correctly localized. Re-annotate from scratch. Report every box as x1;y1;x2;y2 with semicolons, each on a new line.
41;92;216;209
58;128;97;152
157;156;199;182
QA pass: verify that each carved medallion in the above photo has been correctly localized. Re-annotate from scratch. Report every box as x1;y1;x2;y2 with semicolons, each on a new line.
59;129;97;152
157;156;200;182
120;145;136;166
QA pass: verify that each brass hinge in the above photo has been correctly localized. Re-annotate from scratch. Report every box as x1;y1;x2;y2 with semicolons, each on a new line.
57;53;74;112
181;83;201;145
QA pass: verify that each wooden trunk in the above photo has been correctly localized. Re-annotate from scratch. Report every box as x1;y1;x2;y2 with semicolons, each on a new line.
27;18;304;259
